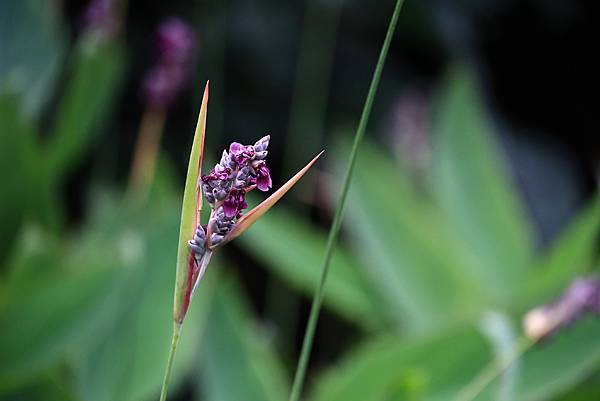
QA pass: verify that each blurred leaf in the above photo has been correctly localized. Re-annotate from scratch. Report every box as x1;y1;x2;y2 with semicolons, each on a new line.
431;67;534;305
517;194;600;309
310;318;600;401
0;0;64;116
75;192;214;401
337;138;483;332
199;274;289;401
554;372;600;401
237;204;386;330
47;43;124;179
0;95;38;265
478;318;600;401
0;232;121;390
0;371;77;401
308;327;492;401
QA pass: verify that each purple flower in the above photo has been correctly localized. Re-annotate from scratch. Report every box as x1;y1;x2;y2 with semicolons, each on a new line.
201;136;271;244
255;163;272;191
82;0;119;39
143;64;186;109
222;189;247;218
156;18;197;65
523;276;600;340
229;142;256;165
143;18;197;110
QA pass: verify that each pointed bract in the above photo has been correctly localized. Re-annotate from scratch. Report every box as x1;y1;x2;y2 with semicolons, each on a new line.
173;81;209;324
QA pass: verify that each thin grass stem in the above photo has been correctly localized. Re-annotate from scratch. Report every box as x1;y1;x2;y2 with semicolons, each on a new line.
159;322;182;401
288;1;406;400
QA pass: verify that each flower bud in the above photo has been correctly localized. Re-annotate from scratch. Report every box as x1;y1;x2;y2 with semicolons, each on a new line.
254;135;270;152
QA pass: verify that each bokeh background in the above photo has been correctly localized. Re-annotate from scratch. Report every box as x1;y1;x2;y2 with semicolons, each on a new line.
1;0;599;400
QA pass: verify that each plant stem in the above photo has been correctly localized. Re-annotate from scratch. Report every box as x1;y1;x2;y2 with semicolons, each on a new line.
288;1;405;400
159;322;182;401
452;336;535;401
128;108;167;200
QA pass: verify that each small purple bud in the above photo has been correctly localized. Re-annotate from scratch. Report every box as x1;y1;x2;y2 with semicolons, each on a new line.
254;150;268;160
254;135;270;152
188;240;204;254
211;233;224;246
213;188;229;201
188;226;206;255
202;182;216;203
229;142;244;156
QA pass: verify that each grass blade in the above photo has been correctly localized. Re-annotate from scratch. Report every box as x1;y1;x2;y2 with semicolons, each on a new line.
288;1;406;400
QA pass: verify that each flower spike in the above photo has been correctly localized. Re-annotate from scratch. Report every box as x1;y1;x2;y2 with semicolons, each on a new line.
173;83;322;325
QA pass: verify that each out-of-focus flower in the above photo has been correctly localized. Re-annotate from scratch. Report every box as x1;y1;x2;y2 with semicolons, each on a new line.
143;18;197;110
82;0;120;40
388;90;430;172
156;18;197;65
523;276;600;340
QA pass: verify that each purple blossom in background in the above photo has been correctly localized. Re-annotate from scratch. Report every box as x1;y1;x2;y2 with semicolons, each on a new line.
156;18;197;65
197;135;272;247
143;18;197;110
388;90;430;172
82;0;119;38
523;276;600;340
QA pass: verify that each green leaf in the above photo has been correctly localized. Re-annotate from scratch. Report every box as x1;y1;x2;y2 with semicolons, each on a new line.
431;66;534;305
47;43;124;179
308;327;492;401
310;318;600;401
173;82;209;323
0;95;38;265
479;318;600;401
0;0;65;116
75;193;215;401
236;204;387;330
337;138;483;332
199;274;289;401
0;228;121;390
517;194;600;309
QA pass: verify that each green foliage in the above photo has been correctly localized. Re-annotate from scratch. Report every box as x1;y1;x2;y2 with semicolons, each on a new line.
199;274;289;401
1;4;599;401
0;96;38;263
340;139;483;332
0;0;65;116
237;204;386;330
431;67;535;306
309;327;492;401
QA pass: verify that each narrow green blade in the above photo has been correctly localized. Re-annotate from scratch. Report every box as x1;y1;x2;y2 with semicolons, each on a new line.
173;82;209;323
